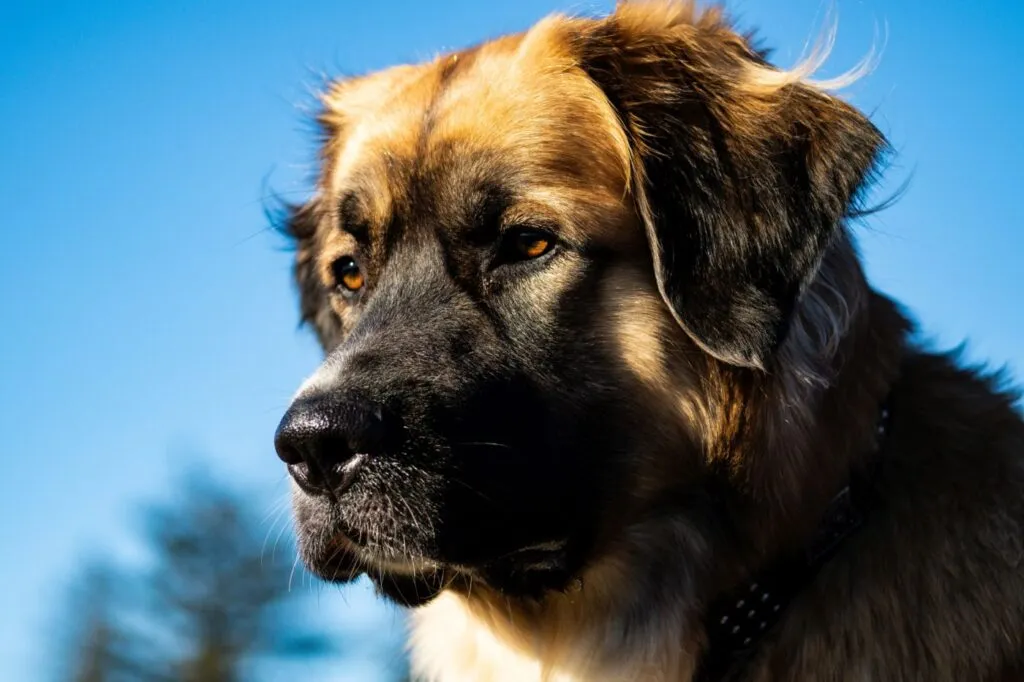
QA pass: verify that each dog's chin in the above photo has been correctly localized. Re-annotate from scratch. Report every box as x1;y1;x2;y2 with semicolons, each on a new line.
296;529;446;606
297;533;363;584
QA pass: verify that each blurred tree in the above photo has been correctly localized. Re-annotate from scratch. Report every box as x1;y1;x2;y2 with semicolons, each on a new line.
56;561;138;682
141;473;336;681
52;469;410;682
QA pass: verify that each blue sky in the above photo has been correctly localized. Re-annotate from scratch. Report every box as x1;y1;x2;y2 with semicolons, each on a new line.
1;0;1021;680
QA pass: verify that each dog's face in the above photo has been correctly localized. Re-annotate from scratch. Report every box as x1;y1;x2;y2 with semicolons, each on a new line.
275;4;885;605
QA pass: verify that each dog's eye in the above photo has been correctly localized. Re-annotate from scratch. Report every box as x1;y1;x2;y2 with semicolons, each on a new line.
331;256;365;293
503;228;555;261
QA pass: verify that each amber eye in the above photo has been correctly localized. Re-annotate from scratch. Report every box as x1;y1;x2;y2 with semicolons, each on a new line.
509;228;555;260
331;256;365;293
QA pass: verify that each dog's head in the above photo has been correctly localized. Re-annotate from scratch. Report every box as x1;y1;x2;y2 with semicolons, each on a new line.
274;2;885;606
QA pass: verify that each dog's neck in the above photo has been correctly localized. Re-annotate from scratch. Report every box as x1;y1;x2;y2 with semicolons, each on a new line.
693;395;892;682
410;265;909;682
700;254;907;576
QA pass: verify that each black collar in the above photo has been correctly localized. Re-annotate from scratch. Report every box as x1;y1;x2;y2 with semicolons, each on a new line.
693;404;891;682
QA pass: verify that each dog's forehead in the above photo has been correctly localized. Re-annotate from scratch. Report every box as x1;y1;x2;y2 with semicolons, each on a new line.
316;18;632;231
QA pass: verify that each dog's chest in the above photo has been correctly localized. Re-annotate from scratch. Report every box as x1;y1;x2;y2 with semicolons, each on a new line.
409;593;572;682
408;592;693;682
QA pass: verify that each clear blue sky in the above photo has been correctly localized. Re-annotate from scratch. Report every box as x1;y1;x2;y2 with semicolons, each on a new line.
1;1;1021;680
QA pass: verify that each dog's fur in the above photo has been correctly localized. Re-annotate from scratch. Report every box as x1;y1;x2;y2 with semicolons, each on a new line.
274;3;1024;680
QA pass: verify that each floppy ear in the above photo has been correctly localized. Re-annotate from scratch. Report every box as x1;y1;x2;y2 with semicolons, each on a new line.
275;198;343;351
578;4;886;368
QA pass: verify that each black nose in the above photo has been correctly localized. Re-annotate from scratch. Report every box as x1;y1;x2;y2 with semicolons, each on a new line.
274;396;391;496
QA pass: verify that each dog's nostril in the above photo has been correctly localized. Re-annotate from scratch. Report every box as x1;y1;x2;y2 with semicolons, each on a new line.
274;395;392;496
286;461;328;493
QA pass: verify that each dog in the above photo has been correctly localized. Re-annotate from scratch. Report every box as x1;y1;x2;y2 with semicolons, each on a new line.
271;2;1024;680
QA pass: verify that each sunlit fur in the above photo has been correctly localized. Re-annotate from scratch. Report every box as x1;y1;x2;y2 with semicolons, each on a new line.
276;2;1024;681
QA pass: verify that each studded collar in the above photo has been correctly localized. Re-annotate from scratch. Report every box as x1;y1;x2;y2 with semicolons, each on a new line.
692;404;891;682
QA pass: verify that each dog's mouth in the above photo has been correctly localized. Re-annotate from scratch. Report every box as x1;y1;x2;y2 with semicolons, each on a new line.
296;526;442;606
289;437;588;604
472;540;579;599
301;518;578;605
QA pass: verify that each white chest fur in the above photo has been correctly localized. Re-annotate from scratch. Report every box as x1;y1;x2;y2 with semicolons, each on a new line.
408;591;697;682
410;592;567;682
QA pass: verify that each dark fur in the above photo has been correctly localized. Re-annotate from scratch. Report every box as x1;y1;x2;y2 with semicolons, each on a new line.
273;3;1024;680
579;15;886;368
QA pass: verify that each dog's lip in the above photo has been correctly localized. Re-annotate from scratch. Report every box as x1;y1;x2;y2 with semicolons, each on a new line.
346;535;443;574
327;522;569;569
306;528;577;601
308;532;431;584
321;529;564;580
318;523;444;576
495;540;568;560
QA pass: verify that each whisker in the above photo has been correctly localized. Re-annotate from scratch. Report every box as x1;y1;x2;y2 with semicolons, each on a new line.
288;552;301;593
271;516;293;561
261;495;293;557
456;441;514;451
261;507;288;564
446;475;500;507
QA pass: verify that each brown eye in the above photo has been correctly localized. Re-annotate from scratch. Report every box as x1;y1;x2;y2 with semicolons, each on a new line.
331;256;365;293
510;228;555;260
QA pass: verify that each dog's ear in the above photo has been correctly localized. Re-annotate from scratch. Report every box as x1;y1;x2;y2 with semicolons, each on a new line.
578;4;886;368
275;198;343;351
